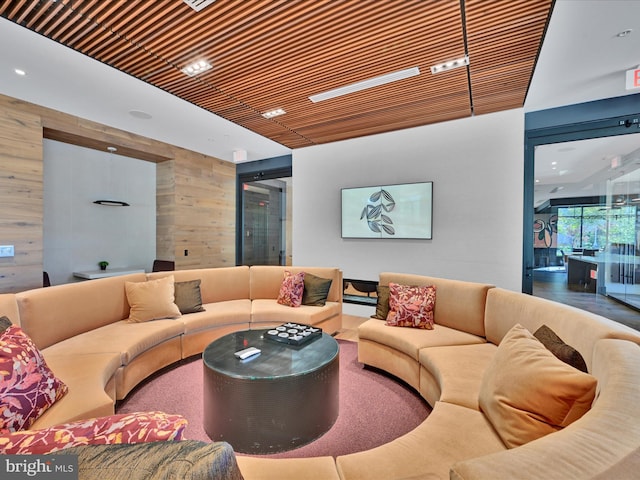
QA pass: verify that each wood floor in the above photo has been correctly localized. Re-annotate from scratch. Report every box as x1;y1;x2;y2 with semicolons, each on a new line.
335;272;639;341
533;270;639;331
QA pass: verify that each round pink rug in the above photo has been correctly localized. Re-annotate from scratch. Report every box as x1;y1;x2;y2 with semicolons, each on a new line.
117;340;430;458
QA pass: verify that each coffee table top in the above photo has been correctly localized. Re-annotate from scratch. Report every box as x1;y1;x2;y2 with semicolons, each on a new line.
202;328;339;380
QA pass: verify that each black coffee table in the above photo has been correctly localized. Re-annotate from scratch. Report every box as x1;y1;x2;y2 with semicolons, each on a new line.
202;328;339;454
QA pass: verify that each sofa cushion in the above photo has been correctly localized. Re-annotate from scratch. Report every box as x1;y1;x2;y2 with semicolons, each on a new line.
55;439;244;480
0;295;19;328
386;283;435;329
0;325;68;432
359;319;486;362
42;320;184;366
237;455;341;480
277;271;305;307
483;288;640;372
250;266;342;303
31;352;122;430
251;299;340;327
0;316;12;333
419;343;497;410
534;324;588;373
174;280;205;314
0;411;187;454
125;276;181;323
179;300;252;333
302;273;333;306
371;285;390;320
15;273;147;350
479;324;598;448
335;401;505;480
379;273;492;337
148;266;251;304
451;339;640;480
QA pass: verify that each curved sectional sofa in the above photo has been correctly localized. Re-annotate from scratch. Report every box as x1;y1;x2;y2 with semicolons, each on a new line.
0;265;342;431
2;267;640;480
237;272;640;480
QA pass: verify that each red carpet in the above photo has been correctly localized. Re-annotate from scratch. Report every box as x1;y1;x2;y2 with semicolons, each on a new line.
116;340;430;458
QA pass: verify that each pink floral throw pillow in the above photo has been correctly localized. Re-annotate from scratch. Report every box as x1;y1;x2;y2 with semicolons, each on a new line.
386;283;436;329
277;271;306;307
0;411;188;454
0;325;68;432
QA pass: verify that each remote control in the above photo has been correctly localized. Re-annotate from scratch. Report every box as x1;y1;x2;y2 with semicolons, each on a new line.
234;346;261;360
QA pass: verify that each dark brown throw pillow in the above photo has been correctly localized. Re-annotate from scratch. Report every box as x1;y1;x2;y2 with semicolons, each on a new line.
302;273;333;306
174;280;205;314
371;285;390;320
533;324;588;373
0;315;13;333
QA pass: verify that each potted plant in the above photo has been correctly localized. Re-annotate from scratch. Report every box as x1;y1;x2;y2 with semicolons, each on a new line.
98;261;109;271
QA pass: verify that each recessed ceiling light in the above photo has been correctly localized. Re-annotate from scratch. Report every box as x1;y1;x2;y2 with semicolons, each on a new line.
262;108;286;119
430;56;469;74
181;59;212;77
309;67;420;103
14;68;26;76
616;29;632;38
128;110;153;120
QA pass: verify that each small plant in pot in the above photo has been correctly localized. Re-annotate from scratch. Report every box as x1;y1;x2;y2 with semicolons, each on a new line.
98;261;109;271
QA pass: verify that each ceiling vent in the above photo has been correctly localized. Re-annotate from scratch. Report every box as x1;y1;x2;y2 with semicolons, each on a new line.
183;0;216;12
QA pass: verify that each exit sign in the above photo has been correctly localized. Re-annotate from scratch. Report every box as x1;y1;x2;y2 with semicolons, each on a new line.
626;68;640;90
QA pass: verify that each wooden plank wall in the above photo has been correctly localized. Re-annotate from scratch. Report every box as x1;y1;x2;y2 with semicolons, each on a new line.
0;94;236;293
0;106;43;292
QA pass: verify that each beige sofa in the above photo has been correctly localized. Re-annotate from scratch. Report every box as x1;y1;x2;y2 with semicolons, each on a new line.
237;272;640;480
3;268;640;480
0;265;342;431
335;272;640;480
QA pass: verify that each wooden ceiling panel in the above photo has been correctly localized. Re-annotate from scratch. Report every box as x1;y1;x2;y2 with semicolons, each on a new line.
1;0;553;150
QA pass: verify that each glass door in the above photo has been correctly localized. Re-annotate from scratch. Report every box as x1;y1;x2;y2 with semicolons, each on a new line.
240;178;291;266
531;133;640;310
604;167;640;309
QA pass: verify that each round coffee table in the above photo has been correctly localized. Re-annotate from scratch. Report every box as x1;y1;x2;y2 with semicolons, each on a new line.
202;328;339;454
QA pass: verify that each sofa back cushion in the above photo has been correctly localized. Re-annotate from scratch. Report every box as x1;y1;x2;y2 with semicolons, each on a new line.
250;266;342;303
484;288;640;372
379;273;492;337
148;266;250;304
478;324;597;448
0;293;20;326
450;338;640;479
15;273;146;349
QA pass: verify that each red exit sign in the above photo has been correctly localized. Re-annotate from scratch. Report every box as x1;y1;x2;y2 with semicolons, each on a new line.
626;68;640;90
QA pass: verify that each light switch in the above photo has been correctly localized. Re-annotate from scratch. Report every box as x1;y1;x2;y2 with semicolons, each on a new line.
0;245;14;258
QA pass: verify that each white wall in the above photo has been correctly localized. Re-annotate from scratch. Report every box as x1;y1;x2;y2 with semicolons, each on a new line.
293;109;524;315
43;140;156;285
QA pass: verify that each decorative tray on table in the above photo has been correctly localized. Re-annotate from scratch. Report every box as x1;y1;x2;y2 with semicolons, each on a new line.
264;322;322;346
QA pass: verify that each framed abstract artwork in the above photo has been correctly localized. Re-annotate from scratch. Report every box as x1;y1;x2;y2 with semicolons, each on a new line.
341;181;433;239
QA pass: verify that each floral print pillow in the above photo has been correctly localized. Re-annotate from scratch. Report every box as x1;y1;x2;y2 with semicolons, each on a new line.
276;271;306;307
386;283;436;329
0;325;68;432
0;411;188;454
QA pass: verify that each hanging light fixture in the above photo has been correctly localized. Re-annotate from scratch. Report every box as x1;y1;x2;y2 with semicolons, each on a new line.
94;147;130;206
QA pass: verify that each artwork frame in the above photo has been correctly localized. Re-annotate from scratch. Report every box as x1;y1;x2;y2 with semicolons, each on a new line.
341;181;433;239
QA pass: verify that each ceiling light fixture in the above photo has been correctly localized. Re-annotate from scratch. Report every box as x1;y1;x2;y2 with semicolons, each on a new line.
14;68;26;76
430;56;469;74
308;67;420;103
94;147;130;207
181;60;212;77
616;29;633;38
262;108;286;119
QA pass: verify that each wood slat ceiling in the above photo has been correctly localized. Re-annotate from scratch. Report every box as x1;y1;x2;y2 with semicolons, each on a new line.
1;0;554;150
